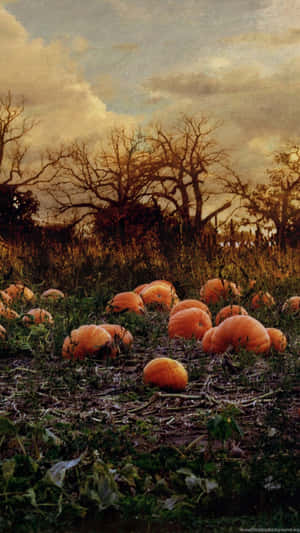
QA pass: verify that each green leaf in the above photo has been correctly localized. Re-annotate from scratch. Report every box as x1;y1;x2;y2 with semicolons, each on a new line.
0;417;17;436
2;458;16;482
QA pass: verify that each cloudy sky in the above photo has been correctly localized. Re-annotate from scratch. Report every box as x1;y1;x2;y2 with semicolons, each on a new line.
2;0;300;185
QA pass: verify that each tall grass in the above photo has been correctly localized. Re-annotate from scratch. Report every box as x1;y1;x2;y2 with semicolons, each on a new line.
0;232;299;297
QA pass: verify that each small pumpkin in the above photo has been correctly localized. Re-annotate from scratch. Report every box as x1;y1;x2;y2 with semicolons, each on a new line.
168;307;212;340
266;328;287;352
143;357;188;391
170;299;212;319
140;282;179;310
0;303;19;320
62;324;114;360
41;289;65;300
200;278;241;304
251;292;275;310
201;315;271;354
106;291;145;315
4;283;35;302
22;308;54;326
215;305;248;326
98;323;133;354
248;279;256;289
0;324;7;339
281;296;300;313
0;290;12;305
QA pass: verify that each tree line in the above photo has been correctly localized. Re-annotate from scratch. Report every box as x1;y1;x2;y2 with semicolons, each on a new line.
0;91;299;250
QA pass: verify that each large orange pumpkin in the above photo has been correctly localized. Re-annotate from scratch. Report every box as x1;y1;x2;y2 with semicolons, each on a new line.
266;328;287;352
201;315;271;354
106;292;145;315
201;327;216;353
140;282;179;310
168;307;212;340
133;283;149;295
143;357;188;391
62;324;114;360
251;292;275;310
22;308;54;326
215;305;248;326
200;278;241;304
281;296;300;313
41;289;65;300
169;299;212;319
4;283;35;302
98;323;133;354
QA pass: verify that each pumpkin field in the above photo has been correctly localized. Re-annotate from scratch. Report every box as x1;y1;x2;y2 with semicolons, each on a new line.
0;237;299;533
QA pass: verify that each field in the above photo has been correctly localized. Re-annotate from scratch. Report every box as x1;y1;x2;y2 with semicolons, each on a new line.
0;237;299;533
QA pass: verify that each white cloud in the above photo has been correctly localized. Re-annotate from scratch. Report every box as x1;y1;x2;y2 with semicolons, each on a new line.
0;5;133;150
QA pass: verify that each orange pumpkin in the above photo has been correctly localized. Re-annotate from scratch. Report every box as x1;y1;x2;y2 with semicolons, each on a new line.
266;328;287;352
22;308;54;326
215;305;248;326
41;289;65;300
201;315;271;354
4;283;35;302
106;292;145;315
168;307;212;340
201;327;216;353
0;303;19;320
281;296;300;313
200;278;241;304
0;324;7;339
62;324;114;360
140;282;179;310
98;323;133;354
133;283;149;295
0;290;12;305
143;357;188;391
170;299;212;319
251;292;275;310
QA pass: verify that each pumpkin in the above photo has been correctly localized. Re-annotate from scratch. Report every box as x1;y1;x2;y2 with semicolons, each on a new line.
0;290;12;305
201;327;216;353
0;303;19;320
143;357;188;391
170;299;212;319
41;289;65;300
22;308;54;326
266;328;287;352
0;324;7;339
98;323;133;354
281;296;300;313
106;291;145;315
201;315;271;354
168;307;212;340
140;282;179;310
248;279;256;289
200;278;241;304
4;283;35;302
215;305;248;326
62;324;114;360
134;283;149;295
251;292;275;309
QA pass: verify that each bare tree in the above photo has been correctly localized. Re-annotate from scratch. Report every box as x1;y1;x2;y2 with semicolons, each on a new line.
147;114;232;236
220;145;300;250
50;126;157;226
0;91;68;189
